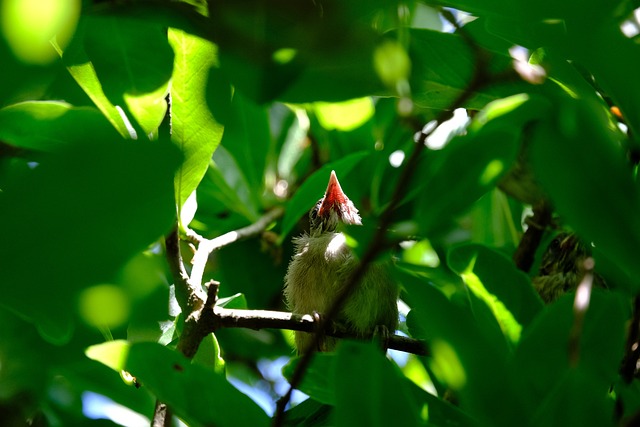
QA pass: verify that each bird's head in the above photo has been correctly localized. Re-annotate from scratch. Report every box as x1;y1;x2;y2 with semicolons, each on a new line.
309;170;361;235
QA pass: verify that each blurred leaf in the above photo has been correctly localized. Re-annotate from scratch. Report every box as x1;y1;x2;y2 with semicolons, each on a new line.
216;239;285;309
209;0;387;103
201;156;260;222
59;27;133;138
0;101;119;151
169;28;226;219
282;398;333;427
333;341;422;427
529;96;640;290
221;92;271;209
408;29;516;109
575;23;640;146
84;14;173;134
531;370;614;427
0;30;60;105
396;267;522;425
279;151;369;243
0;308;53;400
513;291;627;423
448;244;543;330
414;129;519;236
87;341;269;427
313;98;375;131
282;354;336;405
0;139;179;343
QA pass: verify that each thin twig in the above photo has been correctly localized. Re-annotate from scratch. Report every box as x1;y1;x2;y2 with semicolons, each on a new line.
165;227;205;316
187;207;284;287
272;11;497;425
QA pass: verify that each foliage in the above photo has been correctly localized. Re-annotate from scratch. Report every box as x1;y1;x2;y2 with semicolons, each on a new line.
1;0;639;426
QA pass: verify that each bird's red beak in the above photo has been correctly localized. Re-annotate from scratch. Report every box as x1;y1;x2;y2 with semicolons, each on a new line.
318;171;347;218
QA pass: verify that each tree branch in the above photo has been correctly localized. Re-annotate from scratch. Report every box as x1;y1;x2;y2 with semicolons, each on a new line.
154;208;285;426
199;305;428;356
186;207;284;287
165;226;205;316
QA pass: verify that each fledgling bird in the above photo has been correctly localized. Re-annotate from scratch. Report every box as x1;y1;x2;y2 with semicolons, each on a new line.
284;171;399;352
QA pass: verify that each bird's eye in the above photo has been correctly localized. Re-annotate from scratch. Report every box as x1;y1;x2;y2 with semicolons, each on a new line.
309;200;322;221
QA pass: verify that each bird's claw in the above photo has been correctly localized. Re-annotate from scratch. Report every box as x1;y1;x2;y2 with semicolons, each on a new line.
373;325;391;352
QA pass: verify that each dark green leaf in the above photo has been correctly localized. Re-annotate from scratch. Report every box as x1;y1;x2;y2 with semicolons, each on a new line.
530;96;640;290
414;129;519;236
396;267;522;426
84;15;173;134
87;341;269;427
221;93;271;209
448;244;543;329
513;291;627;423
333;341;422;427
282;354;336;405
0;101;119;151
0;139;179;343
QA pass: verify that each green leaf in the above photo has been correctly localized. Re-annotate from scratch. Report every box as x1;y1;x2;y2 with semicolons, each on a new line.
209;0;386;103
530;96;640;290
210;146;260;221
84;15;173;134
0;139;179;343
282;354;336;405
408;29;515;110
87;341;269;427
0;308;54;399
278;151;368;243
193;333;226;373
281;398;333;427
221;92;271;209
333;341;422;427
217;293;248;309
513;291;627;422
0;101;119;151
448;244;543;332
169;28;226;220
58;30;133;139
397;267;522;425
414;129;519;236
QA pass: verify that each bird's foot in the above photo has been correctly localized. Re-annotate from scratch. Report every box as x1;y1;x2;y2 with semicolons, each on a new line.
372;325;391;352
311;311;326;352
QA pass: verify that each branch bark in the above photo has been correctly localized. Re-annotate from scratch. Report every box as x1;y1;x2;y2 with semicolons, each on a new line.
201;306;428;356
186;206;284;287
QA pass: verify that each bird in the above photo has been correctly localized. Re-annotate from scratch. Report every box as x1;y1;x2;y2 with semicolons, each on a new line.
283;170;399;352
532;232;607;303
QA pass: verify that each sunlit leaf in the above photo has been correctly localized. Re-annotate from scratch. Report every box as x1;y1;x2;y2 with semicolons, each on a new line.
0;101;119;151
169;28;226;221
84;15;173;134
